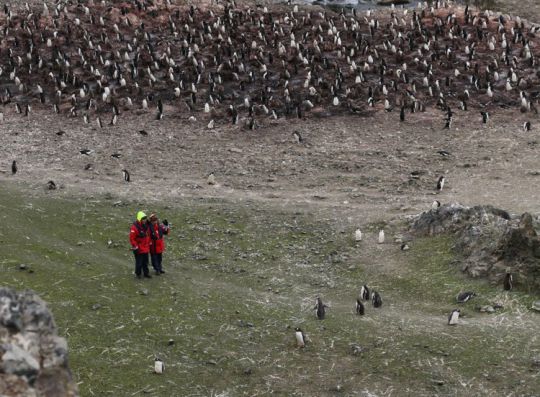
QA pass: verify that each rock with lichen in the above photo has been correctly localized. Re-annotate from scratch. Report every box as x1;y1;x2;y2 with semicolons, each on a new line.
0;288;78;397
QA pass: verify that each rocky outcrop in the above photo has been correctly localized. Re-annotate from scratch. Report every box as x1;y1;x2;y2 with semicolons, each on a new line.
0;288;78;397
410;203;540;292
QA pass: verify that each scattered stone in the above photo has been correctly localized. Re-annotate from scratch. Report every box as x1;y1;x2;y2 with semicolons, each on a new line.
433;380;445;386
243;368;253;375
139;289;149;296
477;305;495;313
167;339;175;346
206;360;217;366
91;304;101;311
532;301;540;312
350;344;365;356
18;264;27;271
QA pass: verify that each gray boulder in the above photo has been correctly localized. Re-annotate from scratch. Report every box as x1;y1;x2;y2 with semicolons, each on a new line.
0;288;78;396
410;203;540;292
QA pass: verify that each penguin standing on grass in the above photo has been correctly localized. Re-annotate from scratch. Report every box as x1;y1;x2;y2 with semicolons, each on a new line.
372;291;382;308
360;285;370;301
355;299;365;315
295;327;306;348
154;358;164;374
314;297;327;320
448;309;460;325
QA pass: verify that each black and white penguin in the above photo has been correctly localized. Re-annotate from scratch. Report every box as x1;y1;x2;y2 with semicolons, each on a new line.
523;121;531;131
79;149;93;155
431;200;441;210
503;272;513;291
448;309;460;325
437;150;450;157
400;243;410;251
97;117;103;128
372;291;382;308
355;298;365;315
444;117;452;129
436;176;445;192
360;285;370;301
400;106;405;122
293;130;303;143
295;327;306;348
47;180;57;190
122;169;130;182
314;297;327;320
456;291;476;303
11;160;17;175
154;358;164;374
480;111;489;124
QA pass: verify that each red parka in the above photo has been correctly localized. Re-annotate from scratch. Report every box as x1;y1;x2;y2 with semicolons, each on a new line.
129;221;151;254
149;223;170;254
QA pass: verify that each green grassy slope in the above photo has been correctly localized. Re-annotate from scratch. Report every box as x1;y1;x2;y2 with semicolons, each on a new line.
0;186;538;396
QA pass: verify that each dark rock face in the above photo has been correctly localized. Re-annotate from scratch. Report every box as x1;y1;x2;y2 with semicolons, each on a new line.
0;288;79;397
410;203;540;292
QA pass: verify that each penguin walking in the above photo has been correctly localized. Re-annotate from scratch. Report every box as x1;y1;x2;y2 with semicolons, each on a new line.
122;169;130;182
360;285;370;301
378;230;385;244
523;121;531;131
11;160;17;175
503;272;513;291
372;291;382;308
293;130;303;144
295;327;306;348
456;291;476;303
355;299;365;315
436;176;445;192
354;228;362;242
448;309;460;325
154;358;164;374
314;297;327;320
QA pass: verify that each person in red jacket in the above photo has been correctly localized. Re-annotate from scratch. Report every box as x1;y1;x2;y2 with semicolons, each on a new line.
148;213;170;275
129;211;152;279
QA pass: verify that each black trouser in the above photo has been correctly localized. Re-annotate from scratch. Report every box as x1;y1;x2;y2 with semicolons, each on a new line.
150;253;163;272
134;252;150;276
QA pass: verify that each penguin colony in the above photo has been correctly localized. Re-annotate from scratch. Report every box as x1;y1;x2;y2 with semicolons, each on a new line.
0;1;539;130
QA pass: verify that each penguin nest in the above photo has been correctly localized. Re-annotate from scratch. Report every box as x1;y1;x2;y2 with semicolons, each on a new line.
2;1;540;129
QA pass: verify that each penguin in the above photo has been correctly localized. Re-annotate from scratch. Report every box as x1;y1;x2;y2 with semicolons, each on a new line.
111;153;122;159
371;291;382;308
154;358;164;374
354;228;362;242
480;111;489;124
79;149;93;155
122;169;130;182
436;176;445;192
97;117;103;128
295;327;306;348
360;285;370;301
314;297;327;320
431;200;441;210
399;106;405;122
207;120;215;129
503;272;513;291
11;160;17;175
437;150;450;157
448;309;460;325
523;121;531;131
355;299;365;315
47;180;57;190
207;172;216;185
378;230;385;244
456;291;476;303
400;243;410;251
443;117;452;129
293;130;303;144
